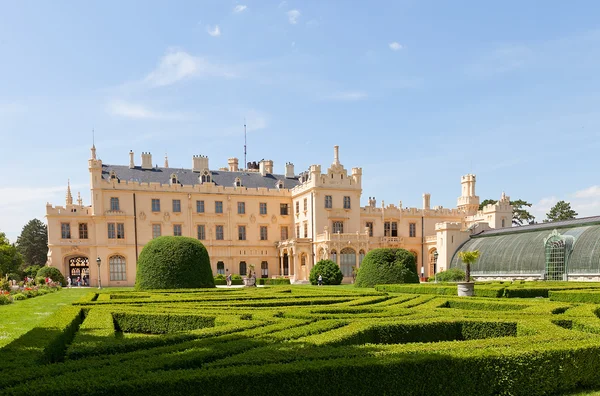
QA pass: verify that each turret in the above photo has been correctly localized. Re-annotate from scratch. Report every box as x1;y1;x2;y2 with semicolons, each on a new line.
285;162;295;178
228;158;239;172
423;193;431;210
457;174;480;214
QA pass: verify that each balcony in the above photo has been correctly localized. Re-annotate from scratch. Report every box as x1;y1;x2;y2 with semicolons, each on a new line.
380;236;402;244
425;235;437;243
315;232;369;243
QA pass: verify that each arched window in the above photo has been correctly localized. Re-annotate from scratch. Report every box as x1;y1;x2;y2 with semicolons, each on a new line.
201;170;211;184
261;261;268;278
109;255;126;281
110;170;117;180
359;250;365;266
501;218;505;228
217;261;225;275
234;177;242;187
340;248;356;277
301;254;307;266
239;261;247;276
170;173;178;185
330;250;337;264
276;180;284;189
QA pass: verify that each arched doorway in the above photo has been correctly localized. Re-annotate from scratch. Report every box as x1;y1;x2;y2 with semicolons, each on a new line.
429;249;438;278
68;257;89;286
340;248;356;277
282;252;289;276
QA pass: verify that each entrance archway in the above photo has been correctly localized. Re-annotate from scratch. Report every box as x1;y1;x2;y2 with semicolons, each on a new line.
68;257;89;286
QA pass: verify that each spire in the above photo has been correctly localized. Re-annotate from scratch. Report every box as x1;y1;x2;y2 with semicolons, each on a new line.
77;192;83;206
164;153;169;168
66;180;73;205
90;129;97;159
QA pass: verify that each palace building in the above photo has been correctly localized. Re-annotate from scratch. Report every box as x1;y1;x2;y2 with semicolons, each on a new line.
45;145;513;286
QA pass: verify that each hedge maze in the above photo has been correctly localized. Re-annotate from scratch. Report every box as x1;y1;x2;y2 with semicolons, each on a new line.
4;285;600;395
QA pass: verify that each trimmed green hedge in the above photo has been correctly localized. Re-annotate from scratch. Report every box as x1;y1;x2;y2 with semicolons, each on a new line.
112;312;216;334
136;236;214;290
257;278;291;286
428;268;466;282
214;279;244;286
309;260;343;285
355;248;419;288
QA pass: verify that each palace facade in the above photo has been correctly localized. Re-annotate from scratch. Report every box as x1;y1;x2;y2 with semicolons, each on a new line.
45;145;512;286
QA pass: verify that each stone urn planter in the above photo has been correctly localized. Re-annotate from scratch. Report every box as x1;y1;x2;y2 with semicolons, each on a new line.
243;277;256;287
457;282;474;297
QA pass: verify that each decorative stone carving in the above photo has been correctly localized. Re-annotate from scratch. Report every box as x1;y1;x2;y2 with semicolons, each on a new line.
250;214;256;224
271;215;277;224
139;211;146;221
163;212;170;222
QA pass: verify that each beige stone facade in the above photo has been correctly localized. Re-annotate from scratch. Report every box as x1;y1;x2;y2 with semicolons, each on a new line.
45;145;512;286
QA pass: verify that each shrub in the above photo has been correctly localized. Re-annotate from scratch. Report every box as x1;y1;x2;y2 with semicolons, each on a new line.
0;294;12;304
12;293;27;301
0;278;10;292
135;236;215;290
6;272;22;282
309;260;343;285
355;248;419;288
232;274;243;281
36;266;66;286
428;268;466;282
23;265;41;279
257;278;291;286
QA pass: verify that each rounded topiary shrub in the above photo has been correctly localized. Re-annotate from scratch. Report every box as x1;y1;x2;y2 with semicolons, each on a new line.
36;266;66;286
136;236;215;290
355;248;419;288
309;259;343;285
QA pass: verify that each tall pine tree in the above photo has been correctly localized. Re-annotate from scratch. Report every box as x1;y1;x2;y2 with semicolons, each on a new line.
16;219;48;268
545;201;578;222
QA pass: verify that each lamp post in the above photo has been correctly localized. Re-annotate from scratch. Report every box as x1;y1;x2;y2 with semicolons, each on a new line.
433;250;439;283
96;256;102;290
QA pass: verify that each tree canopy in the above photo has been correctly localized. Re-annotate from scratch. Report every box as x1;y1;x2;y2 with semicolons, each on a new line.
478;198;535;226
16;219;48;269
0;233;23;277
545;201;578;223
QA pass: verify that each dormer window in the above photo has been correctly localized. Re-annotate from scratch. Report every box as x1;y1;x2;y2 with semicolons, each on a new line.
170;173;178;185
200;170;211;184
110;171;117;180
234;177;242;187
276;180;284;189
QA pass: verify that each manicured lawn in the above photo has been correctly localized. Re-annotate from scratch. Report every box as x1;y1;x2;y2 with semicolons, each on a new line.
0;288;102;348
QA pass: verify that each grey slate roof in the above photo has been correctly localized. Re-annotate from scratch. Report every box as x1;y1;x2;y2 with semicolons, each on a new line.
472;216;600;238
102;164;301;189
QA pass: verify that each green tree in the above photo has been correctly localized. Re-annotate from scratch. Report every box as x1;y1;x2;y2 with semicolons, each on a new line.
478;199;535;226
0;232;23;277
309;260;343;285
457;250;480;283
16;219;48;269
354;248;419;288
545;201;578;223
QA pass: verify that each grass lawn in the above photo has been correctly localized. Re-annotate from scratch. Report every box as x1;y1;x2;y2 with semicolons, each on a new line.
0;288;111;348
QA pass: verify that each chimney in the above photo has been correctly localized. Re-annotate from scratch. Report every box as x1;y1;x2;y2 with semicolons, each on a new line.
333;145;340;165
228;157;239;172
141;152;152;170
264;160;273;174
129;150;135;169
259;160;267;176
368;197;376;207
164;154;169;168
285;162;295;178
423;193;431;210
192;155;209;172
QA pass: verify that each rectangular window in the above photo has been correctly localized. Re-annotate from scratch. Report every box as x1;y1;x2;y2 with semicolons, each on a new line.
238;225;246;240
260;226;268;241
259;202;267;215
197;225;205;240
61;223;71;239
295;201;300;214
343;196;351;209
280;203;289;216
173;224;182;236
109;256;126;281
152;224;161;239
172;199;181;213
215;201;223;214
281;226;288;240
261;261;268;277
239;261;247;276
366;222;373;237
296;225;300;238
117;223;125;239
151;199;160;212
384;222;398;237
333;221;343;233
238;202;245;214
325;195;332;209
79;223;88;239
303;223;308;238
392;222;398;237
216;225;224;240
196;200;205;213
110;197;120;211
107;223;116;239
217;261;225;275
304;198;308;212
409;223;416;238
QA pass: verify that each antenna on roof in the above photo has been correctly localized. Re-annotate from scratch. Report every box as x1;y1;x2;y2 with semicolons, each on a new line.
244;118;247;172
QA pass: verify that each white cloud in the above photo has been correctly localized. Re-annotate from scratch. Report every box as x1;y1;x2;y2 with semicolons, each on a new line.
107;100;185;120
466;45;533;77
389;42;403;51
278;1;288;9
573;185;600;199
233;5;247;13
143;50;237;87
206;25;221;37
531;185;600;222
323;91;368;101
287;9;301;24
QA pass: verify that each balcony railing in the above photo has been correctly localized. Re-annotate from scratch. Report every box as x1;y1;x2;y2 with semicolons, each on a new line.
315;232;369;243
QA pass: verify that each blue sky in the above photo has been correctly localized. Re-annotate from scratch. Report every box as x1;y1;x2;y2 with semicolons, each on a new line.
2;1;600;242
